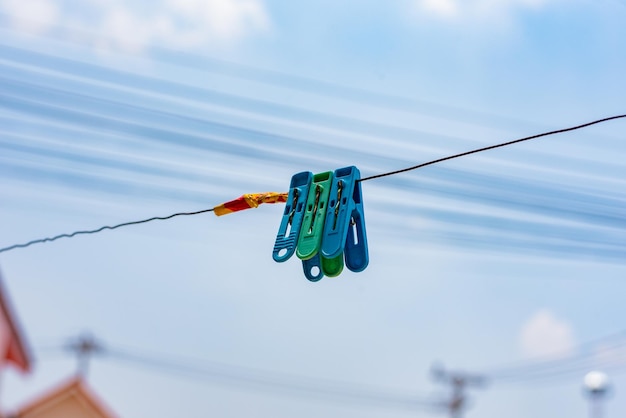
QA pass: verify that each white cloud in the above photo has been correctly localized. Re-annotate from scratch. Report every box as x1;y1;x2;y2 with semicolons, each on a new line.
419;0;459;18
519;309;575;358
166;0;270;41
1;0;271;52
0;0;60;34
414;0;555;22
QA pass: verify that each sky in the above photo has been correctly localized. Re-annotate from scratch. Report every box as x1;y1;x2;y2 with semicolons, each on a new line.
0;0;625;417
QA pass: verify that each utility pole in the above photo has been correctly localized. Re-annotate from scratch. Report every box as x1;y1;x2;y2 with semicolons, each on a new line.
65;333;103;378
431;364;487;418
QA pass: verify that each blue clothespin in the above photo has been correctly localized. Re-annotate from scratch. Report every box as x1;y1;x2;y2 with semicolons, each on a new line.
272;171;312;262
320;166;369;276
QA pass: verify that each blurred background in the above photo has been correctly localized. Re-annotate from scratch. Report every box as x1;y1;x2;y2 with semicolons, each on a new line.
0;0;625;417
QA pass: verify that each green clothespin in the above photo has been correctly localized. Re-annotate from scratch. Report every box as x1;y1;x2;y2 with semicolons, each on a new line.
297;171;333;280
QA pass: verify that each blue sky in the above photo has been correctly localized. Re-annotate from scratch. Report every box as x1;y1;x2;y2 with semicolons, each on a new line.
0;0;625;417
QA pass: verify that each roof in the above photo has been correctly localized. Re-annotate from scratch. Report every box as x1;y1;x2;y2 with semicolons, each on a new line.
0;268;32;373
12;377;118;418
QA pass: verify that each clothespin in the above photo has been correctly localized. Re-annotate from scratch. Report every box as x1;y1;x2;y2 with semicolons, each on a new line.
320;166;368;276
272;171;313;262
296;171;333;281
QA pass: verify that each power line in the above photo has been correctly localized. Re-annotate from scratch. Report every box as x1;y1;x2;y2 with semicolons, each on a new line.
423;328;626;417
465;329;626;386
0;17;535;132
47;334;436;411
491;348;626;385
0;44;466;149
1;114;624;255
484;330;626;380
108;348;434;410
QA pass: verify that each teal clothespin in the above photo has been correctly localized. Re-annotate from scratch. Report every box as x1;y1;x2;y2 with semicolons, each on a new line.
273;171;312;262
320;166;369;276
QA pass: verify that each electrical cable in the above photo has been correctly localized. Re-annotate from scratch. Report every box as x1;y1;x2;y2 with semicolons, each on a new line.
1;114;624;255
476;329;626;386
485;329;626;379
0;18;534;132
428;330;626;389
105;347;435;410
47;336;437;410
0;46;475;153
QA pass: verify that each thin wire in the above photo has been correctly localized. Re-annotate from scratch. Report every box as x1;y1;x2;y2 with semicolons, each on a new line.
106;347;434;410
359;114;626;182
1;114;624;255
0;20;527;131
37;336;438;411
0;209;214;254
37;336;436;410
471;329;626;386
485;329;626;378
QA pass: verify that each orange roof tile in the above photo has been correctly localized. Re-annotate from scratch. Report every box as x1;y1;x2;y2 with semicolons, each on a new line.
14;377;118;418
